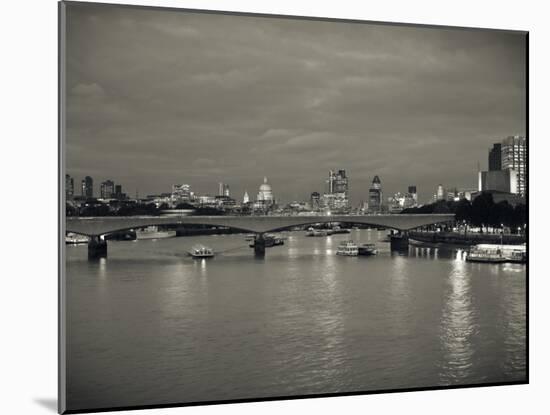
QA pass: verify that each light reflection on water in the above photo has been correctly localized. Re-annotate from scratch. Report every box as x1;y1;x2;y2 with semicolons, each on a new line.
438;254;476;384
65;230;526;411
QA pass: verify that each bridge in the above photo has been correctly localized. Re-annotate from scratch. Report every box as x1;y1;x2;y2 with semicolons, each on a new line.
66;214;455;258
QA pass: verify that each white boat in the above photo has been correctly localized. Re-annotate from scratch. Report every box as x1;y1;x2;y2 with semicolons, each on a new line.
306;227;329;237
65;232;89;245
189;244;215;258
136;226;176;240
331;225;351;234
466;244;526;264
336;240;359;256
358;243;378;256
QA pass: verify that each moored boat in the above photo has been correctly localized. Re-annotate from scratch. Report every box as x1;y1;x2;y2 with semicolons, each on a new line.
189;244;214;258
65;232;89;245
136;226;176;240
331;225;351;234
249;234;285;248
306;227;329;237
336;240;359;256
466;243;526;264
358;243;378;256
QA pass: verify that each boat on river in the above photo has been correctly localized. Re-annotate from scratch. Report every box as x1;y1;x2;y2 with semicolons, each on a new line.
248;234;285;248
136;226;176;240
65;232;89;245
358;243;378;256
336;240;359;256
306;227;329;237
466;244;526;263
189;244;214;258
331;225;351;235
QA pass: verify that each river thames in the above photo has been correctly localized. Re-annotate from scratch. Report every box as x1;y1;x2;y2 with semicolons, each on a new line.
65;230;526;411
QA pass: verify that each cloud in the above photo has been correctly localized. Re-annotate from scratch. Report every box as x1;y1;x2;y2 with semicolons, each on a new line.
64;3;526;203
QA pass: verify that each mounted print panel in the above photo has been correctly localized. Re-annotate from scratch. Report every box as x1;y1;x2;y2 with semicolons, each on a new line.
59;1;528;413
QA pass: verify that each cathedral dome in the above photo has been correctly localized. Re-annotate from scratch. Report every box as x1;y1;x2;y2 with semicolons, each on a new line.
257;177;274;202
259;177;272;192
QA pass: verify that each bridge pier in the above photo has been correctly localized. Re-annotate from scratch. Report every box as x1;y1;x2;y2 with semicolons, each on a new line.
390;230;409;251
88;235;107;260
254;234;266;258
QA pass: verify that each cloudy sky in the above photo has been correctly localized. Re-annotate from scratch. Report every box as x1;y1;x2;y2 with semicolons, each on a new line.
65;3;526;204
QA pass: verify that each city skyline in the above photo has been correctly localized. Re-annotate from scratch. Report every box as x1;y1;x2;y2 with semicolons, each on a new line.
66;4;526;204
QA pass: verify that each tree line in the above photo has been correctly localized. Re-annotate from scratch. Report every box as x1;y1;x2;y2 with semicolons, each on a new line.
401;193;526;229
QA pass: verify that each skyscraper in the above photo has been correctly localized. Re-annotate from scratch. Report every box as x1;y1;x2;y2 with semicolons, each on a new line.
65;174;74;200
243;191;249;204
408;185;418;204
324;169;349;210
100;180;115;199
501;135;526;196
81;176;93;198
488;143;502;171
368;175;382;212
436;184;445;201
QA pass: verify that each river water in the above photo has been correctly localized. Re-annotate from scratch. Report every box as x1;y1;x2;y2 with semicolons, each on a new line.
65;230;526;411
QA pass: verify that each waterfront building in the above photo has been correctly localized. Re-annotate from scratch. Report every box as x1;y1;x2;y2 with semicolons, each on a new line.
488;143;502;171
310;192;321;211
243;190;249;204
215;195;236;209
65;174;74;200
479;169;518;194
171;184;192;203
197;195;217;206
100;180;115;199
368;175;382;212
501;135;526;196
81;176;93;199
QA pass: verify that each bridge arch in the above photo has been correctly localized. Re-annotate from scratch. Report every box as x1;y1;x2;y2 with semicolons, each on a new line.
66;222;257;237
66;214;456;237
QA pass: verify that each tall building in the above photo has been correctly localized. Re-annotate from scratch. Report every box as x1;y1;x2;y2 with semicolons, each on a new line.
65;174;74;200
327;170;336;193
488;143;502;171
408;185;417;204
243;190;250;204
436;184;445;201
479;169;518;193
368;175;382;212
114;184;126;200
501;135;526;196
310;192;321;211
100;180;115;199
333;170;348;194
81;176;93;198
324;169;349;210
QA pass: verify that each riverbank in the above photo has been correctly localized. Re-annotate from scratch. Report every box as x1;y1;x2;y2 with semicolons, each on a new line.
409;231;525;246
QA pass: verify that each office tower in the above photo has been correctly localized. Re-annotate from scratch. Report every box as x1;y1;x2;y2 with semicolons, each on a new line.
81;176;93;198
100;180;115;199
